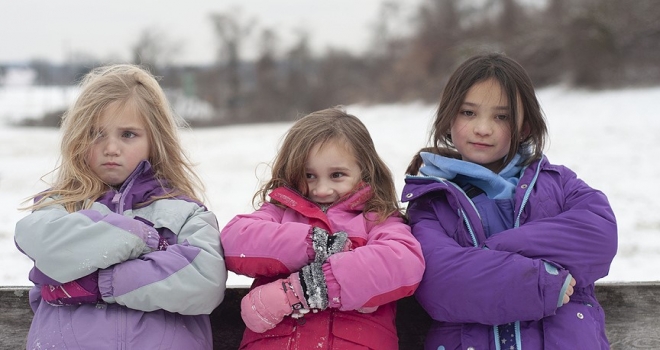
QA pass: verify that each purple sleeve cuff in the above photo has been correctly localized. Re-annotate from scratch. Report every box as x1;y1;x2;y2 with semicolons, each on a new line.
126;216;160;251
29;267;61;285
143;227;160;251
98;267;114;300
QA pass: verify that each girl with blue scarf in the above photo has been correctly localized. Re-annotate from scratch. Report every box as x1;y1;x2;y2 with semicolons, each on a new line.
402;53;617;350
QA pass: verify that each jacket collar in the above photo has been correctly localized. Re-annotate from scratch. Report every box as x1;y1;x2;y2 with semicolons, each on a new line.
269;184;372;229
97;160;169;211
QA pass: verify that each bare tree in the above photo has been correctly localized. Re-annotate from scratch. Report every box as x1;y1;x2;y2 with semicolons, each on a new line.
209;10;256;122
284;31;317;115
589;0;660;85
403;0;464;100
365;0;414;102
131;27;182;75
252;28;288;121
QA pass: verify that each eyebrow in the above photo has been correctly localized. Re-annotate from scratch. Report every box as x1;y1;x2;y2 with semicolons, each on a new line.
98;125;144;132
119;125;144;131
462;101;510;111
305;166;353;172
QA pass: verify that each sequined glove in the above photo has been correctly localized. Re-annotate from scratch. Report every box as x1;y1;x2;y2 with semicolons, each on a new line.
310;227;350;263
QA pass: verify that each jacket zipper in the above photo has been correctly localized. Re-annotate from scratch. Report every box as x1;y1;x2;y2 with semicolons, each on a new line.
514;160;542;228
494;159;542;349
108;163;143;349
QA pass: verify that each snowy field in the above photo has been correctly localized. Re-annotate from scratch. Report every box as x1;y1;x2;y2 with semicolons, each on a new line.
1;84;659;287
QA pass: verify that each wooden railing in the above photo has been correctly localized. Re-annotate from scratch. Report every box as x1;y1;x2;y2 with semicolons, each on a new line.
2;282;659;349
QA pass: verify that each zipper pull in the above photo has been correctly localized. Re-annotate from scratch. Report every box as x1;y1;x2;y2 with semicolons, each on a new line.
112;192;121;204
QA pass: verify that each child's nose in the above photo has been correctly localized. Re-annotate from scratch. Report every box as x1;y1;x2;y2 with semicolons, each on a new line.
473;118;493;135
313;181;333;197
103;138;120;156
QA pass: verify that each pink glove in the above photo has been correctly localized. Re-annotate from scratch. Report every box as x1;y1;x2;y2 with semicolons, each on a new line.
41;271;102;306
241;274;310;333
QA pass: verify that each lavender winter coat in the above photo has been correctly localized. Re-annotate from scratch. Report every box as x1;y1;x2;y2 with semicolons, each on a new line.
15;161;226;350
402;156;617;350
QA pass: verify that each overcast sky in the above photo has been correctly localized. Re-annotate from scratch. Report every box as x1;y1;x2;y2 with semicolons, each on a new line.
0;0;422;65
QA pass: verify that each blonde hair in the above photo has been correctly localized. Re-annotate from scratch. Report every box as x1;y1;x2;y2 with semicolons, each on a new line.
256;107;401;223
24;64;204;212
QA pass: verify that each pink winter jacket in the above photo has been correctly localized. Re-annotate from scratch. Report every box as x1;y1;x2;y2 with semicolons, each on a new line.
220;185;425;350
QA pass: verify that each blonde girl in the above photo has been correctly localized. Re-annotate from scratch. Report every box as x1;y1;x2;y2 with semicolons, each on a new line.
15;64;226;350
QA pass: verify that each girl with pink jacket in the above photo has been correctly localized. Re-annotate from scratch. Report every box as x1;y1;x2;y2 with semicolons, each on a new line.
220;107;425;349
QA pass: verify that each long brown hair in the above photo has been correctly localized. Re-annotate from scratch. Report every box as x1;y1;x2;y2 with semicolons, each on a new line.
23;64;204;212
256;107;401;222
406;52;548;175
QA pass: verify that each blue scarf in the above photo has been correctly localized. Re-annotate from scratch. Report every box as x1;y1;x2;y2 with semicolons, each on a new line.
419;152;523;199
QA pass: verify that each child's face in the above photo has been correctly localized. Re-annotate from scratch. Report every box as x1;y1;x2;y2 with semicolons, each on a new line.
304;139;361;205
86;101;150;186
451;78;523;172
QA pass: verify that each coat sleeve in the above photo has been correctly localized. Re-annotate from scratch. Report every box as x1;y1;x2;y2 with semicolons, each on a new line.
14;197;159;284
484;166;617;286
407;193;570;325
323;214;425;311
98;199;226;315
220;202;312;277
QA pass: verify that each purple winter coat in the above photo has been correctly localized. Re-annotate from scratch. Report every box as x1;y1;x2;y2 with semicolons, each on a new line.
402;156;617;350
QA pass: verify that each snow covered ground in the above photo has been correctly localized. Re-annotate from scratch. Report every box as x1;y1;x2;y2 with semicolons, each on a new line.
1;84;659;287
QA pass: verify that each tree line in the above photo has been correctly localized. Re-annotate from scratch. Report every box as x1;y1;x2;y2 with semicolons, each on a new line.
7;0;660;126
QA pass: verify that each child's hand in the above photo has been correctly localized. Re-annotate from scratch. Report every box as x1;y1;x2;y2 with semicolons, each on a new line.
41;272;102;306
562;277;576;305
311;227;351;263
240;274;309;333
157;235;169;250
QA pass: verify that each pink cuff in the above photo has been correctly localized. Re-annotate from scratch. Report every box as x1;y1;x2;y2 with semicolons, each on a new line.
322;263;342;309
